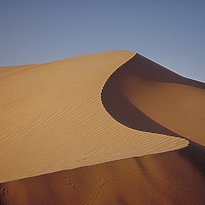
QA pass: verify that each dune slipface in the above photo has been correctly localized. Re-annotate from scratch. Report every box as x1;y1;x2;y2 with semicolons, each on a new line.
0;50;204;205
102;53;205;146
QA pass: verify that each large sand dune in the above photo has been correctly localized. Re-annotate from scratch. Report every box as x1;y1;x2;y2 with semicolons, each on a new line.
0;50;204;204
0;51;188;183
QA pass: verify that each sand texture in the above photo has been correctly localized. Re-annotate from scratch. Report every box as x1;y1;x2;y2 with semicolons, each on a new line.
0;50;204;204
1;145;205;205
0;51;188;182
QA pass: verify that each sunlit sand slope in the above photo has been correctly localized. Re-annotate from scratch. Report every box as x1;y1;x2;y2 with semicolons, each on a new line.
0;51;188;182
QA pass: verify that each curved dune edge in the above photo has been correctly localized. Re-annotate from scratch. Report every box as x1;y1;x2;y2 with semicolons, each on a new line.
102;53;205;146
0;50;188;182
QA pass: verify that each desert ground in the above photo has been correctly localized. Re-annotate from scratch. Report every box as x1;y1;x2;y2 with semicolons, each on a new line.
0;50;204;204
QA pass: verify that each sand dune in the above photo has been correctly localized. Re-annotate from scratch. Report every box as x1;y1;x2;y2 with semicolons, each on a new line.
102;54;205;145
0;50;204;204
1;144;205;205
0;51;188;183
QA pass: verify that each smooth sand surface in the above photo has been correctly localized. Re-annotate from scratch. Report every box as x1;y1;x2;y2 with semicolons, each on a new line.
0;51;188;183
0;50;204;204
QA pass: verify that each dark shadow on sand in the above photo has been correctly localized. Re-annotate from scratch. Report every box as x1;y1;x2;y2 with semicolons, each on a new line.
179;141;205;176
101;53;205;138
101;54;205;176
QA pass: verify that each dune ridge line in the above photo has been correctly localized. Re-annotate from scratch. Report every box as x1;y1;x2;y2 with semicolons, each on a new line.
0;50;188;182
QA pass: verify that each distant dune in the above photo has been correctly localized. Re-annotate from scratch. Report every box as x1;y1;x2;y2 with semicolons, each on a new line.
0;51;204;204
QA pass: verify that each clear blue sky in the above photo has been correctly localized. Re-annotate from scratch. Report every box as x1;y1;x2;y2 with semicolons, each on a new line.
0;0;205;82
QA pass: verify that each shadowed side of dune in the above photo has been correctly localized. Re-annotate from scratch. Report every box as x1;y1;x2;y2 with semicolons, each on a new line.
1;144;205;205
102;53;205;146
179;141;205;176
102;73;179;137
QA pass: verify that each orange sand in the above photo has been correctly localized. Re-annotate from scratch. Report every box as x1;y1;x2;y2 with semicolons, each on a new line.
0;51;188;182
0;51;204;204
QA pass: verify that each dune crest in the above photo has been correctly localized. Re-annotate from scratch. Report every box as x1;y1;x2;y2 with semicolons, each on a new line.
0;50;188;182
102;54;205;146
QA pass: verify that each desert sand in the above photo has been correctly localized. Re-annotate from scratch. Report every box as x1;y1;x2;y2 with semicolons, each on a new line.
0;50;204;204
